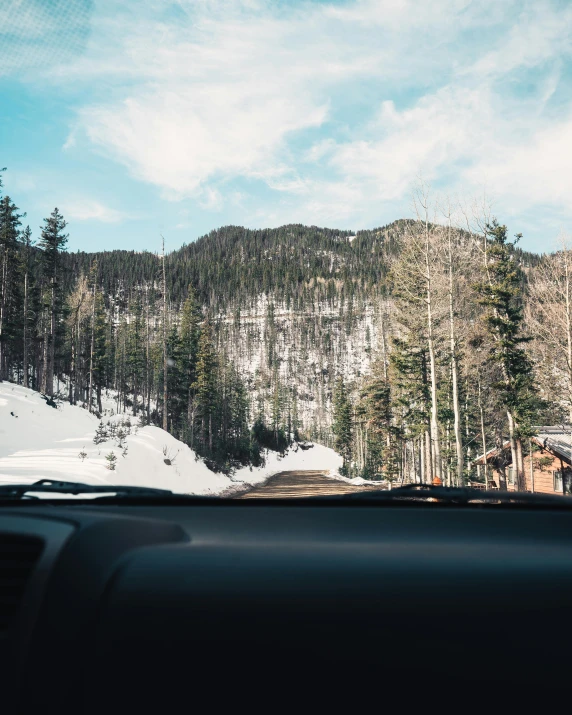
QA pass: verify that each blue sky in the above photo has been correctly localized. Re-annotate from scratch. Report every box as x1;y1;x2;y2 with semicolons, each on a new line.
2;0;572;253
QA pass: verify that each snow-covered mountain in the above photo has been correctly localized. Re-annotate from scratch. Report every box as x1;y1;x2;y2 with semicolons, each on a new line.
61;222;397;440
0;383;343;493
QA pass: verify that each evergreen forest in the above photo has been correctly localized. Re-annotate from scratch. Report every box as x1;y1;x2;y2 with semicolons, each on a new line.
1;168;569;487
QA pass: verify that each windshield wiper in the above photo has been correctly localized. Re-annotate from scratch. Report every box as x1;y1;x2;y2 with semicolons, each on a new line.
319;484;572;507
0;479;175;500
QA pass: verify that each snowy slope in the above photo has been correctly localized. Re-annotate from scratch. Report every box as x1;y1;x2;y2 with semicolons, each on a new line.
0;383;229;494
0;383;344;495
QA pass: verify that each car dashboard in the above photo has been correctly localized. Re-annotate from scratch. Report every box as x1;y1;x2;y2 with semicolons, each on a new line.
3;499;572;712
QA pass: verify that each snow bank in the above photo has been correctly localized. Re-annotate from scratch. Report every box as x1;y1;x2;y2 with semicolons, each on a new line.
0;383;346;496
327;473;390;488
0;383;229;495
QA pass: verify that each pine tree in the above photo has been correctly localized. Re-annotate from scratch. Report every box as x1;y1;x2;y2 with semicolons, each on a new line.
39;208;68;395
332;376;353;473
21;225;34;388
360;364;396;481
165;324;186;433
390;332;432;483
474;220;539;490
86;262;99;413
271;374;282;442
91;290;107;415
0;196;24;379
94;421;108;444
161;235;168;430
126;293;145;416
194;320;218;453
179;286;202;440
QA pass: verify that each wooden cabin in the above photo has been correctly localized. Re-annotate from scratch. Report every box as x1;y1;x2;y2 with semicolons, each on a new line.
473;426;572;494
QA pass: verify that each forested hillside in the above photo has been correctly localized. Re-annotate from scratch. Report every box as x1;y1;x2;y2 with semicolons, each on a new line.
2;166;567;488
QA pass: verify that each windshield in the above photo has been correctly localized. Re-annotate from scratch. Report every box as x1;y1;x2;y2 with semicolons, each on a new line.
1;0;570;500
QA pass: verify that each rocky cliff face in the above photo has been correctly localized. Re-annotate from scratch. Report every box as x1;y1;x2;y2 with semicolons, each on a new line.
215;294;392;440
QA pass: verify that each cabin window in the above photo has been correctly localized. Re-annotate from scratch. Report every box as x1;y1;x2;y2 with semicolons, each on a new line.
554;469;572;494
507;468;516;486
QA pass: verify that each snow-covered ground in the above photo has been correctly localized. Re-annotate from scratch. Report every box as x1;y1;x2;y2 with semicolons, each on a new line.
0;383;345;496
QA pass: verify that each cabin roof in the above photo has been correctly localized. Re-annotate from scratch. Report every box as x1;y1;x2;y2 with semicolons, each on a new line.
535;427;572;465
473;426;572;466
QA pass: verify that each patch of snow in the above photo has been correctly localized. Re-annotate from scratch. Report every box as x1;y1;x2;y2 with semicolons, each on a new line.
0;383;230;495
0;383;346;497
327;472;389;488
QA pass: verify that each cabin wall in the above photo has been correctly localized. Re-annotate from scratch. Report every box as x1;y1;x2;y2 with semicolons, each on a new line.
523;453;561;494
487;453;565;494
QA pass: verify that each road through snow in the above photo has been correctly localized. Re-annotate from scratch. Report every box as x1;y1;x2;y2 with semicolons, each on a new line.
239;470;382;498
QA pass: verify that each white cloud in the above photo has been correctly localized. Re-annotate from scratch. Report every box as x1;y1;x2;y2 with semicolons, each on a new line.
81;89;327;199
62;200;127;223
197;186;224;211
23;0;572;232
465;116;572;208
462;2;572;80
328;88;490;200
41;0;491;201
62;131;76;151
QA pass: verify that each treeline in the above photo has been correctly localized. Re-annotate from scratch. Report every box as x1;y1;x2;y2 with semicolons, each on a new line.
2;163;563;488
59;223;386;312
0;171;295;472
332;192;562;489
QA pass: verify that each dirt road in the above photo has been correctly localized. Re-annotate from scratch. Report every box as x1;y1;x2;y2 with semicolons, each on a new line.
238;469;381;498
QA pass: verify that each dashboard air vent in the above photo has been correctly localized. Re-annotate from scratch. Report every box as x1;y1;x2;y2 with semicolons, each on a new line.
0;534;44;632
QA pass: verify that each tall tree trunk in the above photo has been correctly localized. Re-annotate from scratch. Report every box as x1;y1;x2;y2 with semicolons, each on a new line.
564;249;572;474
446;220;464;485
69;318;75;404
477;372;488;487
23;269;29;389
425;429;433;484
515;437;526;491
145;285;151;424
88;283;96;413
75;306;82;404
114;319;120;414
464;383;471;478
122;327;127;414
0;248;7;380
46;281;56;396
427;305;440;478
40;317;49;394
507;411;519;489
422;213;442;480
162;236;168;431
379;309;392;455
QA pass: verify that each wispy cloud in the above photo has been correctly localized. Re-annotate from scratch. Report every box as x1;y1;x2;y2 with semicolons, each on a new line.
9;0;572;239
61;199;128;224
